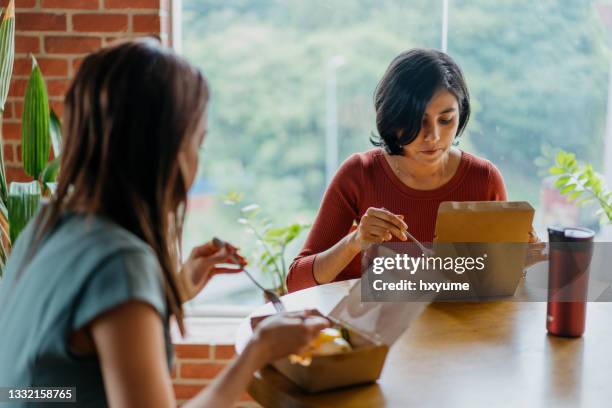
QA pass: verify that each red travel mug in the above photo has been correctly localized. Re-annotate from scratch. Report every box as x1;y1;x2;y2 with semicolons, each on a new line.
546;226;594;337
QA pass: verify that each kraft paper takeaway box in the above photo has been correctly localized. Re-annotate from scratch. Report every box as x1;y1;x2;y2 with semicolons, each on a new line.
250;280;430;393
434;201;534;243
432;201;535;298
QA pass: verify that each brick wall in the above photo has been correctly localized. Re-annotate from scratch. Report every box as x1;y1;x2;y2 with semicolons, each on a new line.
4;0;170;183
172;317;261;407
173;343;259;407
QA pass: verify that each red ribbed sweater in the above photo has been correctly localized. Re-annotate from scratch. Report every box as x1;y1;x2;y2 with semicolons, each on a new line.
287;148;508;293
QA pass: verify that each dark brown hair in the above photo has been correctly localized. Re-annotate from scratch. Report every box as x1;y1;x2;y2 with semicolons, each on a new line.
32;38;209;334
371;48;470;155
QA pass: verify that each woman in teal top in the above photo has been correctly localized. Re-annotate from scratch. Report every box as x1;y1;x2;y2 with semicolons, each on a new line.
0;39;328;407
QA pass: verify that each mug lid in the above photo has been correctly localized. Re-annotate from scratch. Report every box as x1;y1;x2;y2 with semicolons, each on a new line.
548;226;595;242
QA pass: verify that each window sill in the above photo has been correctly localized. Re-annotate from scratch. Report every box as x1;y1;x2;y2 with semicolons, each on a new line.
172;316;243;346
184;304;255;319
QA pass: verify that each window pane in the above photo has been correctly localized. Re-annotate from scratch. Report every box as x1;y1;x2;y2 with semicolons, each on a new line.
447;0;610;234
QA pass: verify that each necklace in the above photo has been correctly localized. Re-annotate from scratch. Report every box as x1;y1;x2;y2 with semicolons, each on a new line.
390;154;452;187
391;156;412;181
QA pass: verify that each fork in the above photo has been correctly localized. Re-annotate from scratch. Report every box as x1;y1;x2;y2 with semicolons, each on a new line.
212;237;286;312
242;267;286;313
404;230;435;257
380;208;434;256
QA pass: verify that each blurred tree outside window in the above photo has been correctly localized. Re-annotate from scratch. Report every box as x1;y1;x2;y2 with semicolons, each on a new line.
180;0;612;309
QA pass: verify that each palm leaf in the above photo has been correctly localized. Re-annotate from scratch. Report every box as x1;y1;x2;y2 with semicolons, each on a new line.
7;181;40;244
0;1;15;277
41;156;59;187
49;109;62;157
22;55;50;180
0;0;14;111
0;0;15;207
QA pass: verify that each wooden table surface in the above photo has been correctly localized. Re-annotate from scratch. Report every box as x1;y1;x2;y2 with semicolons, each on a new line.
235;280;612;408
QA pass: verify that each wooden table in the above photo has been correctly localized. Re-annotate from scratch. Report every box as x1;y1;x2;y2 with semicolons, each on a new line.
235;280;612;407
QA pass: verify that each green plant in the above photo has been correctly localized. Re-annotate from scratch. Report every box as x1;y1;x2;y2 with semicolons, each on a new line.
547;149;612;224
0;0;62;277
0;0;16;273
222;192;309;295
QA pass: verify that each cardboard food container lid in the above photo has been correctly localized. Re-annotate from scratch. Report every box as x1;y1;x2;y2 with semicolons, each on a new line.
328;280;431;346
434;201;535;243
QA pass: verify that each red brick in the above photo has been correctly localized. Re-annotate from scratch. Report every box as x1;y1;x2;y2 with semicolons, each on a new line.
71;56;84;73
214;345;236;360
15;35;40;54
2;123;20;140
9;79;29;97
15;0;37;8
13;101;23;119
42;0;100;9
45;36;101;54
180;363;225;379
174;344;210;359
172;384;205;400
16;13;67;32
6;166;31;183
14;57;69;77
103;36;121;46
3;101;14;119
46;79;70;97
73;14;128;32
3;144;14;162
132;14;159;33
105;0;158;9
49;100;64;118
13;59;32;77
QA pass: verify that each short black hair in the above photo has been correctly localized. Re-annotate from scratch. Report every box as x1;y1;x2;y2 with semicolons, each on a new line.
371;48;470;155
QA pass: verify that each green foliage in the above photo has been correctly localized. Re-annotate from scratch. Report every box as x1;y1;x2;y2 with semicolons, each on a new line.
41;157;60;187
0;1;15;277
183;0;611;242
0;0;15;207
49;109;62;157
548;149;612;224
22;55;50;180
7;181;40;243
224;192;309;294
0;0;14;112
176;0;612;305
0;9;61;277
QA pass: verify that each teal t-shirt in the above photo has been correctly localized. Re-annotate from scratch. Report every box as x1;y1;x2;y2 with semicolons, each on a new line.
0;211;173;407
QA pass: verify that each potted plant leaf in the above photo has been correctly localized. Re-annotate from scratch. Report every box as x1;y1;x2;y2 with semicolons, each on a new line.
546;149;612;225
222;192;309;296
0;0;62;277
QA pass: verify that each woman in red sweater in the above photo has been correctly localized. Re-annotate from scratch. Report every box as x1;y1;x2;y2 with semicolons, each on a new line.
288;48;512;293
